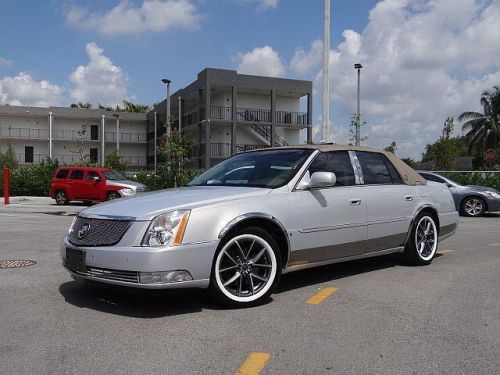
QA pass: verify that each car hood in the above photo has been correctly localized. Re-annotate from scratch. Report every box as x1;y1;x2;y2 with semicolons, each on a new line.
464;185;498;193
79;186;271;221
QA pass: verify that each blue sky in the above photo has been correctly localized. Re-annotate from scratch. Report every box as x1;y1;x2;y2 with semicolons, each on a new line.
1;0;499;159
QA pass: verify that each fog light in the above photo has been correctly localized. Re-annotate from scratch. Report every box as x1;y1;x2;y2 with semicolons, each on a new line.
139;270;193;284
162;270;193;283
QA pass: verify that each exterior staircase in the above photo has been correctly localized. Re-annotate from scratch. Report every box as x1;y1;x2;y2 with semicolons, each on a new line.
238;109;288;147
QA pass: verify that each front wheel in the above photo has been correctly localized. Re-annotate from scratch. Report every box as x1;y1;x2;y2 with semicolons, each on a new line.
461;197;485;217
107;191;120;201
55;190;69;205
403;213;438;265
210;226;281;308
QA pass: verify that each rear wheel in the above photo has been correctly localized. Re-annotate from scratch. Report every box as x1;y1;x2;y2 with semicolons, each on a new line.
460;196;485;217
107;191;120;201
55;190;69;205
403;213;438;265
210;226;281;308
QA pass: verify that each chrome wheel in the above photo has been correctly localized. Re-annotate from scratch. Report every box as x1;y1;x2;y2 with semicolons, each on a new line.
214;234;277;303
55;191;68;205
415;216;437;261
107;192;120;200
464;198;483;216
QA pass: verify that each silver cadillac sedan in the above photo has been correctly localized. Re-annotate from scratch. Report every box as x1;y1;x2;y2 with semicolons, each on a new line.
62;145;459;307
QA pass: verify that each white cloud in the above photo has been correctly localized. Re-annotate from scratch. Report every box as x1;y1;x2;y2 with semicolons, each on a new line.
0;58;12;67
0;72;62;106
258;0;278;10
290;40;323;74
66;0;201;35
69;42;128;107
235;45;285;77
312;0;500;159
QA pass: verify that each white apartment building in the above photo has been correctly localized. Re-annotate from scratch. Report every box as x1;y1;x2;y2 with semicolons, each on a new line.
0;68;313;170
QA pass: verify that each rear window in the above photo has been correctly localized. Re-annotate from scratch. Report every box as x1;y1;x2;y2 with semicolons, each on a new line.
356;152;402;185
70;170;84;180
55;169;69;179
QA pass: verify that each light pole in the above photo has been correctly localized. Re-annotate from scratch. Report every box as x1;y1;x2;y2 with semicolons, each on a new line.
178;96;182;133
322;0;330;144
161;78;171;137
354;63;363;146
153;111;157;172
113;113;120;153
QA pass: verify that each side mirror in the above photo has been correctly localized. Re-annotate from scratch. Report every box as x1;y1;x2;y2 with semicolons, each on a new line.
92;176;101;182
310;172;336;188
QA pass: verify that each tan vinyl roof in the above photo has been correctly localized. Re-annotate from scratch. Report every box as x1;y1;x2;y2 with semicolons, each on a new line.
264;144;427;186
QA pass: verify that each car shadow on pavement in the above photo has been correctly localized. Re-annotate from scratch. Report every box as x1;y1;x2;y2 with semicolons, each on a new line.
276;254;400;294
59;281;219;318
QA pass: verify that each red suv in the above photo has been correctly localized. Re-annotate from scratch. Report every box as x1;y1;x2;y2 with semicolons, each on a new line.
49;167;147;205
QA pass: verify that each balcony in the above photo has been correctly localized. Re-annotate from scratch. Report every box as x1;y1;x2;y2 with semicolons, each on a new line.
189;143;268;158
15;153;49;164
180;107;309;127
1;127;49;140
105;132;147;143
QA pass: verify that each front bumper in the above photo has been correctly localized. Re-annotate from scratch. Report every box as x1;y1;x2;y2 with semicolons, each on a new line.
61;236;217;290
485;196;500;212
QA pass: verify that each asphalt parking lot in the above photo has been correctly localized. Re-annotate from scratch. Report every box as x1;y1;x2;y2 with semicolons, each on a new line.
0;200;499;374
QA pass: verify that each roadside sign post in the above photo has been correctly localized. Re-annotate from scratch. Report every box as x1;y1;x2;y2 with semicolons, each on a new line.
4;167;10;205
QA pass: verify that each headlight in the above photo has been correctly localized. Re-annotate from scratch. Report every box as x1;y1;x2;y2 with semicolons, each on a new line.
485;191;500;199
141;210;190;247
119;188;135;196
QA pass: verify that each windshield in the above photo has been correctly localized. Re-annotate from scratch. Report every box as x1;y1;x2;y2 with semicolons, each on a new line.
104;171;126;180
189;149;314;188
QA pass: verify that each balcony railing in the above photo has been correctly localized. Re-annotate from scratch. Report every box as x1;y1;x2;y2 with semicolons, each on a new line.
15;153;49;164
180;107;309;127
1;128;49;140
105;132;147;143
189;143;269;158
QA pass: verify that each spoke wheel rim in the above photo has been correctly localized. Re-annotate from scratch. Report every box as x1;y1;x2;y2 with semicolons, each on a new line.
108;193;118;200
414;216;437;261
215;234;277;303
56;192;66;204
465;198;482;216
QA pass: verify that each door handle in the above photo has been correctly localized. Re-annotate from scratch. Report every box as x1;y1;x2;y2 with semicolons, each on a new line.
404;195;413;201
349;198;361;206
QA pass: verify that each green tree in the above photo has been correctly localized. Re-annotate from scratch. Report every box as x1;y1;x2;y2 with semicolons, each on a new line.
0;143;18;170
122;100;149;113
348;114;368;145
384;141;397;154
105;150;128;173
458;86;500;154
401;158;417;168
433;117;458;170
70;125;90;165
70;102;92;109
155;130;198;189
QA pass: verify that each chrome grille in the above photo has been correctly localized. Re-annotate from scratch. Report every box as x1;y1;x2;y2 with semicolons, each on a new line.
87;267;139;283
69;217;132;247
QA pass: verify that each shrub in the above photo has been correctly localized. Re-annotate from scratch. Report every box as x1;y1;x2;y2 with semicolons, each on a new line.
7;158;59;197
441;171;500;191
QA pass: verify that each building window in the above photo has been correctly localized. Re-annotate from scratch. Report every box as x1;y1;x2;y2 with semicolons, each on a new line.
90;148;98;163
25;146;34;163
90;125;99;140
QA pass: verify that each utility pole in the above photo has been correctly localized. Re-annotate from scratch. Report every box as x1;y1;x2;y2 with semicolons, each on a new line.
322;0;330;144
354;63;363;146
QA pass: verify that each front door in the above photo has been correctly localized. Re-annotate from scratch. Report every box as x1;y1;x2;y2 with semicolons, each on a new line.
68;169;87;199
289;151;367;265
85;170;103;200
355;151;417;253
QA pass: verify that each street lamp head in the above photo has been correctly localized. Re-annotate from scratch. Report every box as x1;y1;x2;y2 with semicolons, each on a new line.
161;78;171;84
354;63;363;69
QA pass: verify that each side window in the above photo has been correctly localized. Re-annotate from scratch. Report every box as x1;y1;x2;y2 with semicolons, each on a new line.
356;152;396;185
308;151;355;186
70;170;84;180
56;169;69;179
421;173;444;183
87;171;100;180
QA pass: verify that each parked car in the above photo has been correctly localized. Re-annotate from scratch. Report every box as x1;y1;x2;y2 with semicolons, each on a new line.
418;171;500;217
62;146;458;307
50;167;147;205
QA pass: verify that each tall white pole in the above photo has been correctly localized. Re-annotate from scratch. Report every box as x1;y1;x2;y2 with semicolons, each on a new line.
48;112;53;159
322;0;330;144
115;115;120;153
154;111;157;172
101;115;105;166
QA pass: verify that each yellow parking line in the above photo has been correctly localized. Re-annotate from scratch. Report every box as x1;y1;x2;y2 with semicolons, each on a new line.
306;286;338;305
235;352;271;375
438;249;454;254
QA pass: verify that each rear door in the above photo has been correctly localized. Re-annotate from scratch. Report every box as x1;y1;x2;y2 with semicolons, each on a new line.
68;169;87;199
289;151;367;264
355;151;417;253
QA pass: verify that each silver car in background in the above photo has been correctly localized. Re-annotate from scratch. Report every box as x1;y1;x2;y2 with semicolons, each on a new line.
62;145;458;307
418;171;500;217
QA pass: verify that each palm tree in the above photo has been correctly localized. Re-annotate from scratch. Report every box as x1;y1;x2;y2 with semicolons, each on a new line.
458;86;500;154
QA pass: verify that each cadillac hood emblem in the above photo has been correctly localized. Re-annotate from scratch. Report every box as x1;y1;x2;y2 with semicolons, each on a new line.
77;223;91;239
